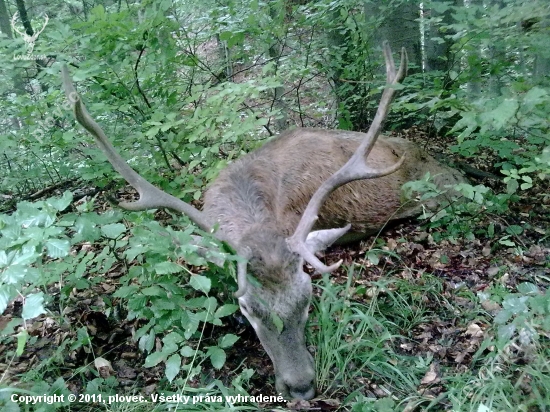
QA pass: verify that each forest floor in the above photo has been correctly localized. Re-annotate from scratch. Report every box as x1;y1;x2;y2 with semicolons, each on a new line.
1;129;549;411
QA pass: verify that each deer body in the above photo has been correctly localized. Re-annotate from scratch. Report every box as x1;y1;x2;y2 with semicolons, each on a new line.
62;44;464;401
206;128;464;239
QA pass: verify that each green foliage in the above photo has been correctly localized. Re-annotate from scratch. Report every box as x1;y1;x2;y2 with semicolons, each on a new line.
491;283;550;351
107;215;241;379
446;283;550;411
400;0;550;190
402;175;515;242
0;192;241;390
0;192;73;351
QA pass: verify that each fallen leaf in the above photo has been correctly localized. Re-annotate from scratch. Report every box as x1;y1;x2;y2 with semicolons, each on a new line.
94;357;113;378
420;363;440;385
465;323;483;338
481;300;501;312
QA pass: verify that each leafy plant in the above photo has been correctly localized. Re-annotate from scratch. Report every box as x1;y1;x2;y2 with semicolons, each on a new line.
0;192;73;353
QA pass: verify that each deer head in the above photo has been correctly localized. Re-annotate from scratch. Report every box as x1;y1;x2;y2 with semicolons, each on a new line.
11;12;49;55
61;42;407;400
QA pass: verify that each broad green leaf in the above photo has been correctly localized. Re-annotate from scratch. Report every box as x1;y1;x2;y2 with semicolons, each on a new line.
497;324;515;342
520;182;532;190
163;331;184;346
113;285;139;298
506;225;523;235
139;332;155;353
189;275;211;294
154;261;183;275
141;286;164;296
215;304;239;319
185;297;207;308
494;309;512;324
46;191;73;212
502;296;529;314
367;250;379;265
0;250;7;267
144;351;167;368
488;98;519;130
183;311;200;339
517;282;539;295
219;334;239;349
180;345;197;357
498;236;515;247
2;265;32;284
207;347;226;370
22;293;46;320
0;285;14;314
101;223;127;239
11;244;39;266
165;354;181;383
505;178;518;194
16;330;29;356
523;87;548;110
45;239;70;258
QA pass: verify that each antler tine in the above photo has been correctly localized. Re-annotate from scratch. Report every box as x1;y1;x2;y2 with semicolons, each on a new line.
61;65;214;233
286;42;408;273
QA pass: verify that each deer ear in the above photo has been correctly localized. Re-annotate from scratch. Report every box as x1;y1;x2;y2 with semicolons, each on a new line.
305;224;351;254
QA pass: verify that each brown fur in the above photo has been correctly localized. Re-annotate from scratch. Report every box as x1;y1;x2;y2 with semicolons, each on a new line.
205;128;465;240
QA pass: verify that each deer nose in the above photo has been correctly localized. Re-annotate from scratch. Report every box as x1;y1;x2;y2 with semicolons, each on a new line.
289;383;316;400
277;377;316;401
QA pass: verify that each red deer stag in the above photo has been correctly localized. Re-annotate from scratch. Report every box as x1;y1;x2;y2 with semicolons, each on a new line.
61;43;464;400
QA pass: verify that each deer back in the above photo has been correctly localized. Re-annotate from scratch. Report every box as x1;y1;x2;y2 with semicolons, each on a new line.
204;127;466;242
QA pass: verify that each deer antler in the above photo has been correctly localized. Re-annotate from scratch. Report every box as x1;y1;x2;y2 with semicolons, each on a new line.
61;65;213;230
11;12;25;37
61;65;250;296
286;42;408;273
34;14;49;38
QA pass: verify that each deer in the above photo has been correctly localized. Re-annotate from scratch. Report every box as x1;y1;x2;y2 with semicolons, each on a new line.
61;43;465;401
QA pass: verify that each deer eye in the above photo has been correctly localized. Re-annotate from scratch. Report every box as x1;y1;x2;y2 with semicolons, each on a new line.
240;302;251;314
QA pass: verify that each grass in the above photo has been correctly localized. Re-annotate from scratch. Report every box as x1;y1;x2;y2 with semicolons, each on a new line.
310;268;427;406
308;264;550;411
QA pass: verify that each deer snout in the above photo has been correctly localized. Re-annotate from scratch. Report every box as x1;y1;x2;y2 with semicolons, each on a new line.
290;382;316;401
276;369;316;400
280;345;316;400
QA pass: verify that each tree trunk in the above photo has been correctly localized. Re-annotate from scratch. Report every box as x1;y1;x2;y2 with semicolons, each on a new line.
14;0;48;81
533;17;550;84
465;0;482;98
424;0;460;72
364;0;421;72
268;0;287;131
14;0;34;36
0;0;12;36
0;0;26;128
